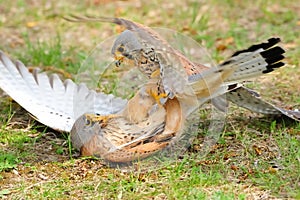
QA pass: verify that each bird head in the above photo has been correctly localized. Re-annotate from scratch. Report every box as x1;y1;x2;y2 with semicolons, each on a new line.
111;30;143;67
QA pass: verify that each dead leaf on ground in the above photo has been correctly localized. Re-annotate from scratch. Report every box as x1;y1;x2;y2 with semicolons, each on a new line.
215;37;234;51
26;21;38;28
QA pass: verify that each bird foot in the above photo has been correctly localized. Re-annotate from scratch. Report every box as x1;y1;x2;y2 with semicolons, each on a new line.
150;90;169;106
146;84;169;106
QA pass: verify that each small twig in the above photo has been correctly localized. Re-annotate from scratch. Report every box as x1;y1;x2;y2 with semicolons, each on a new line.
23;180;54;193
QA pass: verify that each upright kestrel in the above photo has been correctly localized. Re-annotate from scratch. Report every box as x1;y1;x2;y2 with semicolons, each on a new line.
67;16;284;107
66;16;298;118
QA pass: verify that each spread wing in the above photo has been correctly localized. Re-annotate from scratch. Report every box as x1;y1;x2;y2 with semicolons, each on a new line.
0;51;127;132
226;86;300;121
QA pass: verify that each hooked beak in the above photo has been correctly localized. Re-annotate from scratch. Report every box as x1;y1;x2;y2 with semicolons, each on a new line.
114;52;124;67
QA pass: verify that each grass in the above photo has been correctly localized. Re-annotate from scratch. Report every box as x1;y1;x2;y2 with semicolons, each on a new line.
0;0;300;199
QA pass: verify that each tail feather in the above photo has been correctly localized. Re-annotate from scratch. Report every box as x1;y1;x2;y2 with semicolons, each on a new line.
231;38;281;56
219;38;285;82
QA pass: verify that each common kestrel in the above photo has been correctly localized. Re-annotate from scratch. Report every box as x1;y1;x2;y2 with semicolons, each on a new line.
66;16;298;117
0;17;299;164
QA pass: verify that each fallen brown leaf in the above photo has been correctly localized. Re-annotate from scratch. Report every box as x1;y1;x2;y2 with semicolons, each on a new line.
26;21;38;28
216;37;234;52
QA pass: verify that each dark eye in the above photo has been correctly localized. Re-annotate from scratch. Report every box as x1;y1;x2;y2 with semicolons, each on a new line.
118;46;124;52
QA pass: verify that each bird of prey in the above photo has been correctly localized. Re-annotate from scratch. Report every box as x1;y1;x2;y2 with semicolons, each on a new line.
0;17;299;164
65;16;297;113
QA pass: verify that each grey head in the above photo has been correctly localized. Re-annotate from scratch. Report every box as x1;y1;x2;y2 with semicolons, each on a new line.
111;30;144;62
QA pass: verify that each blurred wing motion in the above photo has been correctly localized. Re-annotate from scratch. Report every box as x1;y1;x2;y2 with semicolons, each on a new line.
64;15;172;50
0;51;127;132
64;15;209;75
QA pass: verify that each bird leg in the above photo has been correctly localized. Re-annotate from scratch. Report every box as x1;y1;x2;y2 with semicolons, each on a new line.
121;83;158;123
148;87;169;106
144;78;169;106
154;97;183;142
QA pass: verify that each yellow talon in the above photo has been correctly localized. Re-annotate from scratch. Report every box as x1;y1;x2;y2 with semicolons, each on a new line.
148;88;168;106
